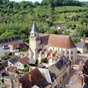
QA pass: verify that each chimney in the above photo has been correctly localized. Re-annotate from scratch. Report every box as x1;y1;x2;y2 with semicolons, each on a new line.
28;74;32;81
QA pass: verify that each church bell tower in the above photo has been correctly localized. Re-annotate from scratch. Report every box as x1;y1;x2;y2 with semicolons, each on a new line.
29;22;40;61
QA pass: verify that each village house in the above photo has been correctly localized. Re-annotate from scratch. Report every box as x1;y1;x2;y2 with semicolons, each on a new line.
2;68;52;88
8;56;29;69
17;55;70;88
29;67;58;88
19;68;52;88
7;66;18;76
0;36;23;46
8;42;29;52
48;55;71;87
0;36;23;57
76;38;88;53
3;75;22;88
29;22;77;65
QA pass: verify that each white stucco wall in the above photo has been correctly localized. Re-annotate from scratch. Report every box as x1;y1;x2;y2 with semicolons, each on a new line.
15;62;24;69
47;46;77;64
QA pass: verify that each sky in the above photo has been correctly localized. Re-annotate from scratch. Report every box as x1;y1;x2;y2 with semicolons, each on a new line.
10;0;88;3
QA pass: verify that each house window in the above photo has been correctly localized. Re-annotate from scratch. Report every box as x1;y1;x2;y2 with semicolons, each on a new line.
71;51;73;54
71;56;73;61
67;56;69;59
57;48;59;51
67;51;69;54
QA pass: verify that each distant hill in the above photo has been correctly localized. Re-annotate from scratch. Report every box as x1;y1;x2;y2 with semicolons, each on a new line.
0;0;87;42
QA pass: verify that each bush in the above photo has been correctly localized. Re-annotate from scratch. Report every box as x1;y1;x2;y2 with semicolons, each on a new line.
72;37;80;43
41;58;48;63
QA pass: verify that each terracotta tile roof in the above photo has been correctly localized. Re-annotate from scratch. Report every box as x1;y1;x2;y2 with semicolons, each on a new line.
19;68;49;88
7;66;17;72
9;42;28;50
20;56;29;65
40;34;75;48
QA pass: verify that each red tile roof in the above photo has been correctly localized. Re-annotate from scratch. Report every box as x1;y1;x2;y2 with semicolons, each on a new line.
8;42;29;50
20;56;29;65
40;34;75;48
19;68;48;88
7;66;17;72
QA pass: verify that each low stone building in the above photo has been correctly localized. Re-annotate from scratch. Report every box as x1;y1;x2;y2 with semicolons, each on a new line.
19;68;52;88
4;75;22;88
48;55;71;87
8;56;29;69
76;38;88;53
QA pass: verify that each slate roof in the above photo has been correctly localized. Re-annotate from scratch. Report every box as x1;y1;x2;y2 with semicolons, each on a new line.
36;78;49;88
0;63;4;72
83;84;88;88
0;60;8;68
19;68;49;88
9;56;20;64
55;55;69;69
76;42;84;48
30;22;38;34
40;34;75;49
0;36;21;44
48;55;70;77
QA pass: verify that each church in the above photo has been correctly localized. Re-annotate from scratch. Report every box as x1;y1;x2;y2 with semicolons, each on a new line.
29;22;77;65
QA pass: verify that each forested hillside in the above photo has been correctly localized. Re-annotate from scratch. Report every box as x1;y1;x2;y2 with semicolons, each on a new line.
0;0;88;42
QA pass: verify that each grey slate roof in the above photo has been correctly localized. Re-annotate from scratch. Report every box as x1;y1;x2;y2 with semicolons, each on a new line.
9;56;20;64
30;22;39;33
0;63;4;72
48;55;70;77
36;78;49;88
55;55;69;69
0;36;21;44
0;60;8;68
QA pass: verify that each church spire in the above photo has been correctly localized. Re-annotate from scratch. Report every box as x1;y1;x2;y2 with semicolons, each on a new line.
30;22;38;34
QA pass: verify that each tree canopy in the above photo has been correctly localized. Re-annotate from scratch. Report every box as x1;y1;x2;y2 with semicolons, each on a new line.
0;0;87;42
